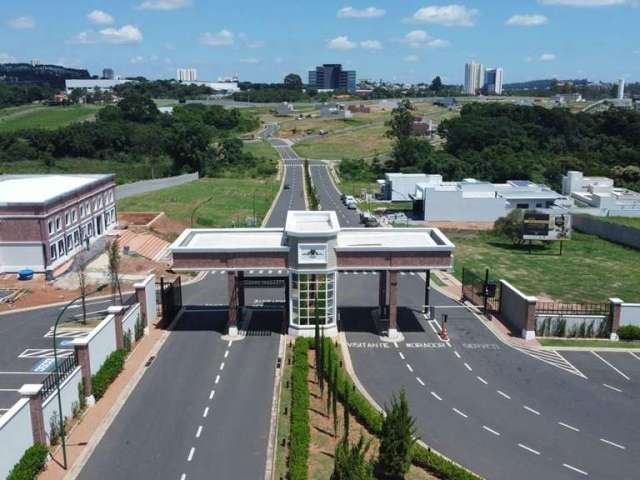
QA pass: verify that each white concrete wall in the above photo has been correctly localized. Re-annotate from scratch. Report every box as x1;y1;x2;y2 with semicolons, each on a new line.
41;367;82;443
0;399;33;479
620;304;640;327
136;274;157;325
87;315;117;374
122;304;141;338
499;280;536;339
424;189;506;222
0;243;45;273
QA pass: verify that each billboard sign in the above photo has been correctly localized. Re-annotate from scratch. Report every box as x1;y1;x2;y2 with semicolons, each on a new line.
522;211;571;241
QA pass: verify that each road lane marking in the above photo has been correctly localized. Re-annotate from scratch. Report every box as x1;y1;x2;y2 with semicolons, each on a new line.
518;444;540;455
454;351;461;359
398;352;405;360
563;464;588;476
180;474;186;480
220;362;225;371
406;364;414;373
523;405;541;416
476;376;488;385
558;422;580;432
427;321;439;336
592;352;630;380
228;340;232;347
196;425;203;438
603;383;622;393
215;375;220;384
224;350;229;358
416;377;425;386
430;391;442;401
482;425;500;436
464;363;472;372
209;389;215;400
187;447;195;462
452;408;468;418
203;407;209;418
497;390;511;400
630;352;640;361
600;438;626;450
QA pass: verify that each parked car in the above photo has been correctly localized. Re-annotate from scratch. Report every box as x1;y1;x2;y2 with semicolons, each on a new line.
283;184;290;190
344;195;356;205
346;201;357;210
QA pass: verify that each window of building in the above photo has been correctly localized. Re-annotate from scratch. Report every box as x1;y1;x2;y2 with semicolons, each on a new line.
73;230;80;246
108;191;114;203
80;205;85;218
536;203;543;208
71;209;77;223
65;212;70;226
48;221;54;235
516;203;529;209
57;240;65;257
50;244;57;261
87;222;94;237
55;216;61;231
290;272;336;326
86;201;91;214
65;234;73;252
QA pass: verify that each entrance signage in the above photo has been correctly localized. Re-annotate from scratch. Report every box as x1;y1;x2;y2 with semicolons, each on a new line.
298;243;328;264
523;211;571;241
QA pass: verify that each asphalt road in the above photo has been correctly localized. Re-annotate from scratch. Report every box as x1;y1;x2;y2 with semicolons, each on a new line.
309;162;361;227
340;273;640;480
115;173;199;200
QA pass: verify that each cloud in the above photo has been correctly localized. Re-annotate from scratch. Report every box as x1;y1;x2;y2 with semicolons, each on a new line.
70;25;143;45
7;16;35;29
337;6;386;18
130;55;145;64
403;30;450;48
327;36;357;50
139;0;191;10
506;14;549;26
538;0;629;6
200;29;234;47
87;10;114;25
539;53;557;61
238;33;265;49
409;5;478;26
360;40;382;50
404;54;420;63
240;58;260;64
0;52;16;63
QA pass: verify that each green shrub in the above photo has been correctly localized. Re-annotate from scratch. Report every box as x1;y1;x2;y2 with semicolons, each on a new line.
7;443;49;480
618;325;640;341
288;338;310;480
123;330;132;353
412;445;481;480
134;317;144;341
91;349;127;400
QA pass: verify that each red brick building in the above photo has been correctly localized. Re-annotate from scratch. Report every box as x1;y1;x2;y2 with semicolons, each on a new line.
0;174;117;274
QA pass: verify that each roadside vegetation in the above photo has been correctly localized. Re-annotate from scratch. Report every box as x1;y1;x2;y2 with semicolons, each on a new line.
595;216;640;229
0;104;101;132
117;176;279;228
451;231;640;303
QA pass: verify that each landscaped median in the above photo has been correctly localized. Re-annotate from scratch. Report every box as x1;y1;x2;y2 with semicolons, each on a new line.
274;336;481;480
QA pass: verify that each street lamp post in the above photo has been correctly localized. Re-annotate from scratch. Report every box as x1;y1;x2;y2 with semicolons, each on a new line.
52;283;107;469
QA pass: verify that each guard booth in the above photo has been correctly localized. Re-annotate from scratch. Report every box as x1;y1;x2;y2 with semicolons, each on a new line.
170;211;455;338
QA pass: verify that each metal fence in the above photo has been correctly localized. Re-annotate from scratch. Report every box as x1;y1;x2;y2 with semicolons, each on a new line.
461;267;501;315
536;302;610;316
40;352;78;400
157;276;183;328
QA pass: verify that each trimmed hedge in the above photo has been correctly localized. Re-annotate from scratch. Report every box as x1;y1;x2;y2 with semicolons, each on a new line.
91;349;127;400
7;443;49;480
324;339;481;480
618;325;640;341
288;338;310;480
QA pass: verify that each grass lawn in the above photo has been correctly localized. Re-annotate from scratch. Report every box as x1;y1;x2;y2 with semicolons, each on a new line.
294;125;392;160
117;177;280;227
539;338;640;349
450;231;640;303
596;216;640;229
243;140;280;162
336;179;379;198
0;158;173;184
0;105;102;132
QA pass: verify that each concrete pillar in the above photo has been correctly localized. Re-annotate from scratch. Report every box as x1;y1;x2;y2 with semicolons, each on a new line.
424;269;430;314
228;271;238;336
19;384;47;445
609;298;623;341
108;306;125;350
522;296;538;341
73;338;94;404
135;283;148;329
389;271;398;338
378;270;387;318
284;276;290;328
238;271;245;307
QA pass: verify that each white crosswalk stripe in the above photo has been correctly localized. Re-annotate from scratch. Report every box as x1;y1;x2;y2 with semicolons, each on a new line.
44;330;87;339
514;345;586;378
19;348;74;359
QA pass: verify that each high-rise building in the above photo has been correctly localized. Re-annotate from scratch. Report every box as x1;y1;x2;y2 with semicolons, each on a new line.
31;59;42;67
102;68;114;80
618;79;625;100
308;64;356;93
484;68;504;95
176;68;198;82
464;62;484;95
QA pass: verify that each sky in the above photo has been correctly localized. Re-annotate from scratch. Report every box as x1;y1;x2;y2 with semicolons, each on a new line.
1;0;639;85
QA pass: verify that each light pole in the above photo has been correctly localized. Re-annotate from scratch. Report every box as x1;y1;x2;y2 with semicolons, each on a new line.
190;196;215;228
52;283;107;469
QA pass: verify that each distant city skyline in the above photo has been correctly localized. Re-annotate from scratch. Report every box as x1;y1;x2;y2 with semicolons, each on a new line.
1;1;638;84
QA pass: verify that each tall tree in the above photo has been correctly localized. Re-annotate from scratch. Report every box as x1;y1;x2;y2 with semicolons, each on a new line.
378;389;417;479
76;252;89;324
107;240;123;305
385;99;416;142
284;73;303;91
331;436;375;480
332;365;338;436
343;386;350;441
430;76;443;92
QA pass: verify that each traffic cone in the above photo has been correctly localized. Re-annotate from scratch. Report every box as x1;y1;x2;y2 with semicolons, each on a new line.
440;320;449;341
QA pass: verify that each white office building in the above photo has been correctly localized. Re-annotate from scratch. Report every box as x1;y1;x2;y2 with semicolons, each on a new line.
413;176;566;223
484;68;504;95
65;79;131;94
562;170;640;217
464;62;484;95
176;68;198;82
378;173;434;202
618;79;625;100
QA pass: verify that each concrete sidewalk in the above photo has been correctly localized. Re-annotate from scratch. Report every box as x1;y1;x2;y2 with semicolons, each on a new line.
39;325;169;480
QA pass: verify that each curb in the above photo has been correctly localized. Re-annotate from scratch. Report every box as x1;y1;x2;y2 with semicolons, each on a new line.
265;333;288;480
262;140;289;227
